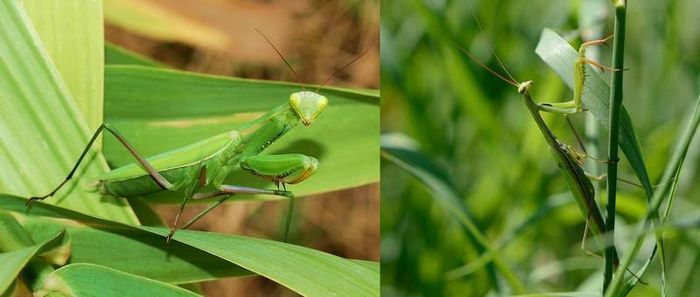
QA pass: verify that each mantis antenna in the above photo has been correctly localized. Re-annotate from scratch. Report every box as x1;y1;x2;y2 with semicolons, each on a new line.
315;36;376;93
256;27;375;94
254;28;306;91
468;7;519;85
453;43;519;88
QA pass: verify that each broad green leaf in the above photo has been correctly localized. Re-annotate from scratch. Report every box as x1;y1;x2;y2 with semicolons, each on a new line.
105;43;163;67
0;0;136;223
535;29;654;200
23;0;104;129
352;260;380;272
0;220;64;294
36;263;200;297
126;197;166;226
0;195;380;297
103;66;379;201
152;227;378;297
21;217;253;284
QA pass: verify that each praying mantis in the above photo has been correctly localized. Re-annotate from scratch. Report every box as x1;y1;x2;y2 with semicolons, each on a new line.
25;30;369;243
27;92;325;242
456;37;623;265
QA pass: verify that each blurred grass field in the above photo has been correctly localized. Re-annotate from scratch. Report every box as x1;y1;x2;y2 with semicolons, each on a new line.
381;0;700;296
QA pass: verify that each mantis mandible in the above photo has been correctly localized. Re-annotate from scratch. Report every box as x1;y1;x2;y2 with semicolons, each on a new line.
25;29;369;242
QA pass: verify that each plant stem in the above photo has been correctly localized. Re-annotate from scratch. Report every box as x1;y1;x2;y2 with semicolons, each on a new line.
605;94;700;297
603;0;627;291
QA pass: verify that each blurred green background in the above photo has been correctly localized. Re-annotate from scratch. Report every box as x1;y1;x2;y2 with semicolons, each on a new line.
381;0;700;296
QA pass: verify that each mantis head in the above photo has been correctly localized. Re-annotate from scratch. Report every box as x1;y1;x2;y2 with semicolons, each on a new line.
517;80;533;95
289;91;328;126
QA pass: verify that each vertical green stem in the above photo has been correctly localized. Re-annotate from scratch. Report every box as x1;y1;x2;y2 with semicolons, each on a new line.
604;0;627;291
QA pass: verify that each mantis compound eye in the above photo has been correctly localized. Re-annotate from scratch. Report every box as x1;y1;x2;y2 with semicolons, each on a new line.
289;91;328;126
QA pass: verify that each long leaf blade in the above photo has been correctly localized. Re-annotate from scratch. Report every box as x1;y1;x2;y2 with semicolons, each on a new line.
23;0;104;129
21;217;252;284
0;195;379;297
38;263;200;297
0;0;136;223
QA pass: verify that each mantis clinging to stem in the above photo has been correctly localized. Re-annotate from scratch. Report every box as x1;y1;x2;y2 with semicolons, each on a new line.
27;30;371;243
455;36;625;266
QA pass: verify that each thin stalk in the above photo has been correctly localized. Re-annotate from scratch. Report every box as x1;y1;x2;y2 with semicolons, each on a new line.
605;94;700;296
603;0;627;291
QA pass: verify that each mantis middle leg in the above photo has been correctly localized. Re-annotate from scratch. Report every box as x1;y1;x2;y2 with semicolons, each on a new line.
173;184;294;242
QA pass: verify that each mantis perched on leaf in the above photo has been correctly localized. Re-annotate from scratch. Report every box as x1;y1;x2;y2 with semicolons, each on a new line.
27;92;325;242
455;37;624;266
27;30;369;243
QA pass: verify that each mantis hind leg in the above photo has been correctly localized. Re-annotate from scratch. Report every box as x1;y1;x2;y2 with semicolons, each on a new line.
27;122;175;206
580;215;647;284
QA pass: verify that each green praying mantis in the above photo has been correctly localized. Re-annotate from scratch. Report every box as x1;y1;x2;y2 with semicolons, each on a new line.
26;31;367;243
27;92;324;242
456;36;625;266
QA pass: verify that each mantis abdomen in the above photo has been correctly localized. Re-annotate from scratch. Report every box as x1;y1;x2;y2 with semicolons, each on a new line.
96;131;238;197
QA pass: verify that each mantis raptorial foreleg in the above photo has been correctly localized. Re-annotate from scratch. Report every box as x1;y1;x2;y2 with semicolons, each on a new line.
537;35;617;115
177;154;314;241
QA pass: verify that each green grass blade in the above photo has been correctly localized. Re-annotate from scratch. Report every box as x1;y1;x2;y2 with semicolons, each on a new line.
105;43;164;67
21;217;252;284
103;65;379;200
23;0;104;129
37;263;200;297
617;94;700;295
152;228;378;297
0;194;379;297
0;0;136;223
535;29;654;200
606;94;700;296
